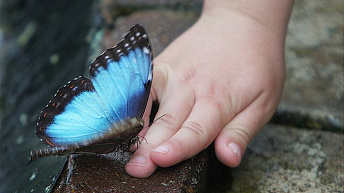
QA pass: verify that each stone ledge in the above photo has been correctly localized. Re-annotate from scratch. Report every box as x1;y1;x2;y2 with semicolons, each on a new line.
54;150;208;192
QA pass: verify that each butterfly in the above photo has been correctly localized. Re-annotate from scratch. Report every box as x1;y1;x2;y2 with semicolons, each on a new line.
29;24;153;161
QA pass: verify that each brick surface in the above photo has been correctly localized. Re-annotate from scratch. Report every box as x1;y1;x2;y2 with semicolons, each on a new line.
54;150;208;192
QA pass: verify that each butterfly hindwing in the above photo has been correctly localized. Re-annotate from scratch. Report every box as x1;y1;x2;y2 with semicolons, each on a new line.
34;24;152;151
36;76;114;146
30;117;144;161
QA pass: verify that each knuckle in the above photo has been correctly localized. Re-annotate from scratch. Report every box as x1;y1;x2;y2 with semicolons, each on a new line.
153;114;178;130
181;121;208;150
228;124;252;145
182;121;206;137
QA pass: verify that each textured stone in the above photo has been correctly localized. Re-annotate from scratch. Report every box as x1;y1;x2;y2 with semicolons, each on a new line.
272;0;344;132
88;8;200;66
231;124;344;192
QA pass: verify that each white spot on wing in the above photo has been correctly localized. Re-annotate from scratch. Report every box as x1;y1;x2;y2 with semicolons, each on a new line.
143;47;149;54
148;70;153;81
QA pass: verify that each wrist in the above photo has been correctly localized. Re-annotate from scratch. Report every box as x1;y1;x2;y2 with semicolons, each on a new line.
202;0;294;39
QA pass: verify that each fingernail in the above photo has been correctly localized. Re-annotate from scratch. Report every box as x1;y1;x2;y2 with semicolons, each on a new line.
152;145;170;154
126;155;146;166
228;142;241;161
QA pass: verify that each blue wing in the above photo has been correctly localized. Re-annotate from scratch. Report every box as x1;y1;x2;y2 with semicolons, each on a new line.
36;25;153;146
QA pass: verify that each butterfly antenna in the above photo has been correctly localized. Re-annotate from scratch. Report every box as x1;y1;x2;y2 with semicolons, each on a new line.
143;114;166;130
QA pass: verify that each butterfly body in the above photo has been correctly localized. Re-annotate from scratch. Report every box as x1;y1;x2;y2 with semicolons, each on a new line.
30;24;152;161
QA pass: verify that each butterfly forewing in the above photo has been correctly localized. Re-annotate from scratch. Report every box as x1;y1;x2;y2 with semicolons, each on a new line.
89;24;152;120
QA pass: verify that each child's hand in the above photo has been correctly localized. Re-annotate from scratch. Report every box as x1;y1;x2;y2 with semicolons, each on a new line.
126;0;293;178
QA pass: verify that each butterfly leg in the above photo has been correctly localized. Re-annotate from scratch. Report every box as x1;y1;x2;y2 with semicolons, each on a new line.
66;155;75;184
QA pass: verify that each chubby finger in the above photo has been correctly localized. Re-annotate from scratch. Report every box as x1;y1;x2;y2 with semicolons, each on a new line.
150;97;228;167
214;98;274;167
125;88;194;178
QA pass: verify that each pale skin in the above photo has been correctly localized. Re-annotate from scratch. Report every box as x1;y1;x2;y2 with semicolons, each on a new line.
126;0;294;178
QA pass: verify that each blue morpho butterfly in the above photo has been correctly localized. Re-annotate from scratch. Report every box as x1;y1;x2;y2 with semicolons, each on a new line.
29;24;153;161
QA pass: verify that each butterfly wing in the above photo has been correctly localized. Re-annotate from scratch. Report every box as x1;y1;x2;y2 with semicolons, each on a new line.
36;24;152;147
31;117;143;161
89;24;152;123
